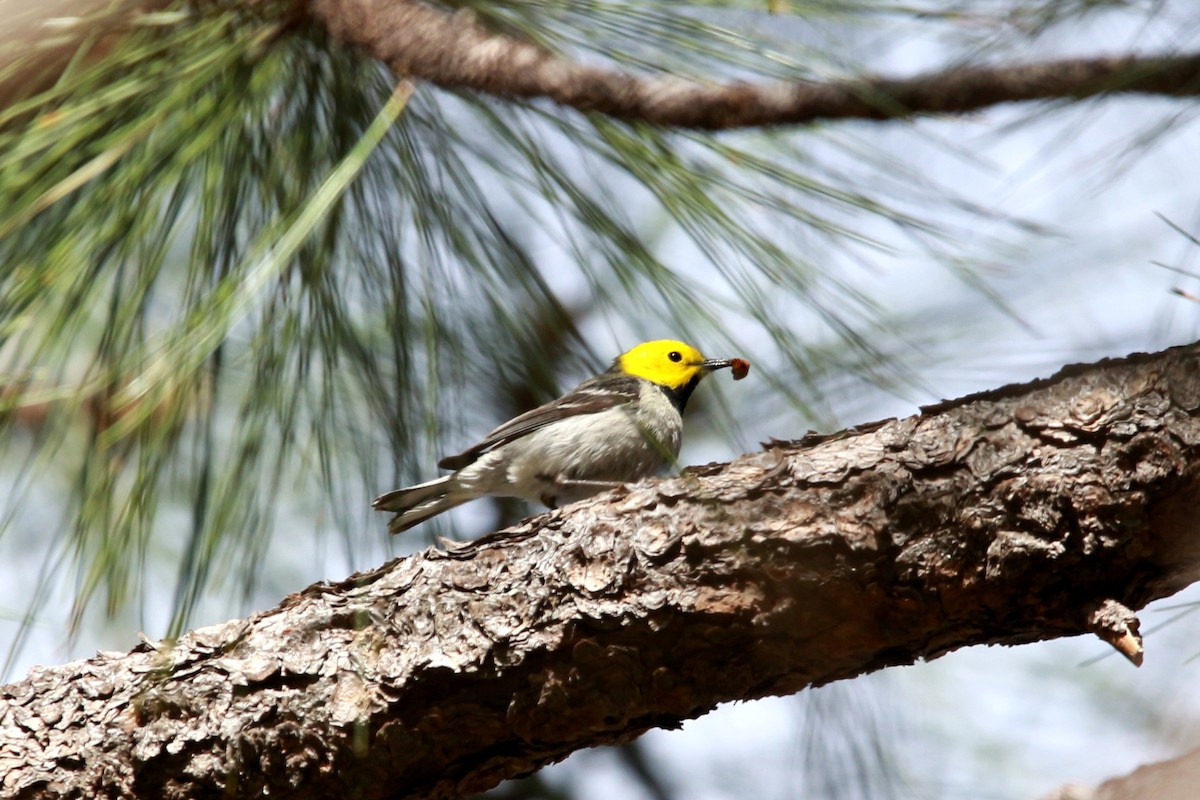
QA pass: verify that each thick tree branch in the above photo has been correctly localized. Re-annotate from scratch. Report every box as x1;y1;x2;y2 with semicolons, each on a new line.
4;342;1200;799
308;0;1200;128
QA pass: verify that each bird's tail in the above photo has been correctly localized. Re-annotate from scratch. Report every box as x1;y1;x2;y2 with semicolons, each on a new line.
372;475;468;534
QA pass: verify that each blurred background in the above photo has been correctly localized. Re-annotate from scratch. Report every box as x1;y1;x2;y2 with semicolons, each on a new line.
2;0;1200;797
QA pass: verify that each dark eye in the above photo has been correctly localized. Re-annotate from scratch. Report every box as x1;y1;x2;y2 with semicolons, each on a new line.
668;351;682;362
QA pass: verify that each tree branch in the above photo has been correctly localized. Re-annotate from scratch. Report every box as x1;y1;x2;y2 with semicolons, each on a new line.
4;341;1200;799
1043;745;1200;800
6;0;1200;128
308;0;1200;129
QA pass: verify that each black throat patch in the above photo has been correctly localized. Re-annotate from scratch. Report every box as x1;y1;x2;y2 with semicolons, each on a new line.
658;373;703;412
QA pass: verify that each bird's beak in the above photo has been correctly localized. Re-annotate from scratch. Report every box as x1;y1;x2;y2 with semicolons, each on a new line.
698;358;734;371
697;357;751;380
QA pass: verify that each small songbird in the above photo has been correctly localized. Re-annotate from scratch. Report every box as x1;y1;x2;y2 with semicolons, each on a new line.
373;339;750;534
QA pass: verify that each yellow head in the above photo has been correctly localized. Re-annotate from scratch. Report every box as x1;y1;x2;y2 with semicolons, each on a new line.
615;340;741;390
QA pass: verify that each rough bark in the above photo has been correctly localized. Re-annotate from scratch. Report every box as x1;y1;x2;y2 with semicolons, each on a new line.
3;341;1200;799
5;0;1200;128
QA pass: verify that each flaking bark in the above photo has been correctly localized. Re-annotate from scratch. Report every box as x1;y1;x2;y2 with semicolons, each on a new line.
4;341;1200;799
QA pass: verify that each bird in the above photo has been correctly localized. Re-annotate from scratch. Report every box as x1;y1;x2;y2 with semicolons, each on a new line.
373;339;750;534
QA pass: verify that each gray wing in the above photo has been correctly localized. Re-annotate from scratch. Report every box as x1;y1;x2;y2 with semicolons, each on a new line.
437;374;639;470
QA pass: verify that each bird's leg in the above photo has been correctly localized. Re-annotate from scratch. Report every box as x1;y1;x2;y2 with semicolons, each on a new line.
538;474;627;509
554;476;626;492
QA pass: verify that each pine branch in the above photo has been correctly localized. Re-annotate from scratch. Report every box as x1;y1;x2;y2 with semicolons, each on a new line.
6;0;1200;128
4;341;1200;799
0;0;159;109
308;0;1200;129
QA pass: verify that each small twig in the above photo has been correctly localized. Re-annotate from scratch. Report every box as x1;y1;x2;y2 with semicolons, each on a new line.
1086;599;1144;667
